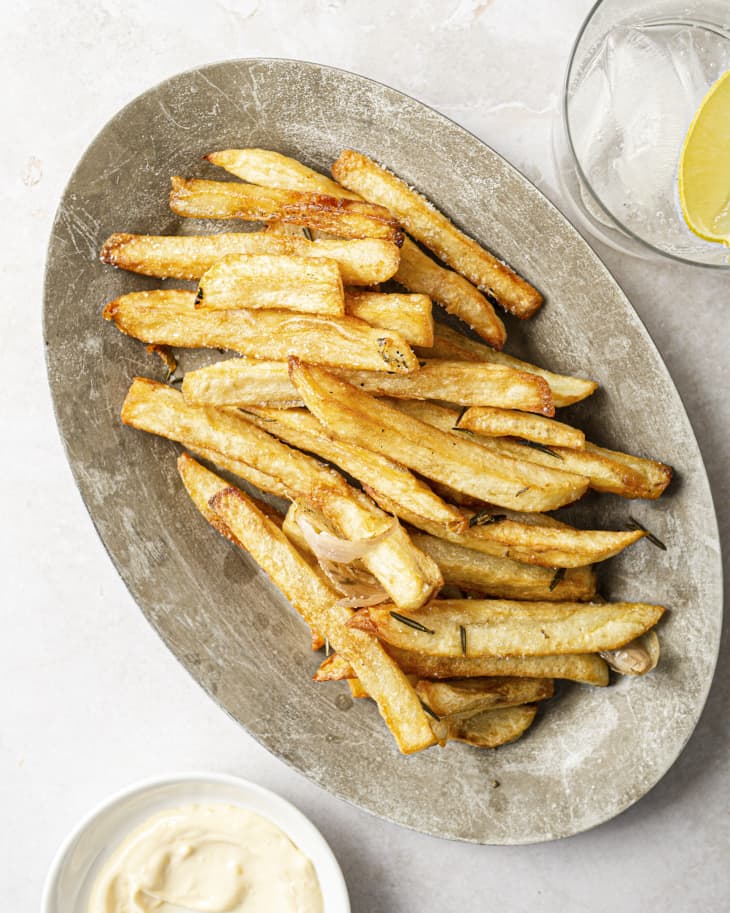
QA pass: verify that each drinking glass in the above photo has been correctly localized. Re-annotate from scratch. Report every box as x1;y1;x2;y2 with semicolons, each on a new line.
553;0;730;266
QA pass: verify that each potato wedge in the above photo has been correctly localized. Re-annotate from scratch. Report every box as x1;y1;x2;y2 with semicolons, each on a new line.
332;149;543;318
195;253;344;315
395;240;507;349
121;379;441;609
319;648;610;686
207;484;435;753
457;406;585;449
170;176;403;244
397;399;672;500
444;705;538;748
416;677;554;718
246;409;465;532
289;361;588;512
344;290;434;347
181;443;293;500
100;231;400;286
103;290;419;373
423;324;598;407
206;148;362;199
206;147;507;349
350;599;665;657
409;531;597;601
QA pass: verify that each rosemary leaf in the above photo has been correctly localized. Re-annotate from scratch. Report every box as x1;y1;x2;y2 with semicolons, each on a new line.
521;440;563;460
420;700;440;721
302;227;314;241
460;624;467;656
549;567;566;591
627;516;667;550
389;611;435;634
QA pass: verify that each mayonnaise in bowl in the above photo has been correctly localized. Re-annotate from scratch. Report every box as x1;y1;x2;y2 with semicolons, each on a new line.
88;803;324;913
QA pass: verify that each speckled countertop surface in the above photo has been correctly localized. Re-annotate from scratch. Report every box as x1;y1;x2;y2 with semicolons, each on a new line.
2;1;728;910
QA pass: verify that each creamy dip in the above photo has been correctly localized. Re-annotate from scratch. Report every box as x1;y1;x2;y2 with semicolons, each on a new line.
88;803;324;913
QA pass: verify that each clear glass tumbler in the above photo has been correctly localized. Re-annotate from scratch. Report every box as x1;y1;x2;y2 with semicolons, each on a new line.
553;0;730;266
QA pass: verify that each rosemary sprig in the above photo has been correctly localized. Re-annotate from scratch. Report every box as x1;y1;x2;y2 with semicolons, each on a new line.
302;227;314;241
460;625;467;656
549;567;566;591
389;611;435;634
627;516;667;551
468;510;507;528
521;439;563;460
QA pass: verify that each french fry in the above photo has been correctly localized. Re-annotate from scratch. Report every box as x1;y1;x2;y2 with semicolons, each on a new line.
195;254;344;315
444;705;538;748
206;148;363;200
206;483;435;753
177;453;320;650
332;149;543;318
182;355;554;413
121;379;442;609
316;648;610;686
349;599;665;657
182;444;294;500
395;240;507;349
396;399;672;500
422;324;598;407
416;677;554;718
456;406;586;449
207;148;508;349
289;361;588;512
100;231;400;286
247;410;466;532
408;531;597;600
103;290;419;373
344;290;434;347
170;176;403;245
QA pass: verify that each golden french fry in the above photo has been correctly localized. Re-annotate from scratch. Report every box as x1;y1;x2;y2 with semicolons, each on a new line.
206;147;507;349
457;406;585;449
289;361;588;511
344;290;434;347
170;176;403;244
318;648;610;686
121;379;441;610
103;290;419;373
416;677;554;718
182;444;294;500
206;148;363;199
396;399;671;500
422;324;598;407
195;254;344;315
445;705;538;748
332;149;543;318
395;240;507;349
177;453;320;651
248;410;466;533
100;231;400;286
350;599;664;657
206;483;435;754
408;531;597;601
182;355;553;413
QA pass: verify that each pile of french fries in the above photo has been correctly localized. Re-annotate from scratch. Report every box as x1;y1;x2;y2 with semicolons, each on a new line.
101;148;672;755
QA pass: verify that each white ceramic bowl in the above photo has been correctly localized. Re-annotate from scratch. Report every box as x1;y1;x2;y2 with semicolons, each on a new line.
42;771;350;913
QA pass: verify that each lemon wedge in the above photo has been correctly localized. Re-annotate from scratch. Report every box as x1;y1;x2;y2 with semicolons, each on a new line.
678;70;730;248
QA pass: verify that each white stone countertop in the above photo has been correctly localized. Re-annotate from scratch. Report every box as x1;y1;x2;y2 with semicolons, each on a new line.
2;1;728;910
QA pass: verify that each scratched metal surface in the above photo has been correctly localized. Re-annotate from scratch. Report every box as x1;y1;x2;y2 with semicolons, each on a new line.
43;59;721;844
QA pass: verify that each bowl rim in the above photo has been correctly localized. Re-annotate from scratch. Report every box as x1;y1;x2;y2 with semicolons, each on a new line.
40;770;350;913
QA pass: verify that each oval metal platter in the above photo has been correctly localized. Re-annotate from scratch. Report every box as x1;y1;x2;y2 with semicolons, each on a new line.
44;59;722;844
